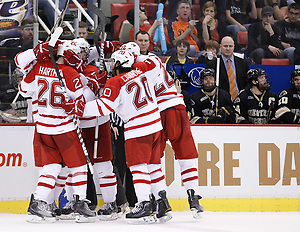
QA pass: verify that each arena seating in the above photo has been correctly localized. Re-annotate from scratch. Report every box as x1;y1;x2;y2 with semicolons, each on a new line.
261;59;291;65
126;0;155;3
111;3;135;39
237;31;248;48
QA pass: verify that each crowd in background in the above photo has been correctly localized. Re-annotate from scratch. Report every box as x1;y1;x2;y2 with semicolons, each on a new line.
0;0;300;124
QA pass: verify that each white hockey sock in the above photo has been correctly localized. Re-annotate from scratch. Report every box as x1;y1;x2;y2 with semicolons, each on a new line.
65;175;74;201
178;158;199;193
94;161;117;203
129;164;151;203
68;165;87;201
148;164;167;200
53;166;69;201
34;163;62;203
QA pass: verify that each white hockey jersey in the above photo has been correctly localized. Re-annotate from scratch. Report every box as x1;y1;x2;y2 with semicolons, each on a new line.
83;64;162;140
136;53;185;112
19;60;85;135
15;48;109;128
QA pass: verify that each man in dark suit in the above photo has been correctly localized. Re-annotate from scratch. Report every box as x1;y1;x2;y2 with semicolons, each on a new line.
206;36;250;100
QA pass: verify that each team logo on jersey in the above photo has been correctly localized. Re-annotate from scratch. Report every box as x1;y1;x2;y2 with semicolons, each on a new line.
0;0;29;30
188;66;205;88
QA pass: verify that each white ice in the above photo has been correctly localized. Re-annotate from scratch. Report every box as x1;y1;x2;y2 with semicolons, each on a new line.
1;211;299;232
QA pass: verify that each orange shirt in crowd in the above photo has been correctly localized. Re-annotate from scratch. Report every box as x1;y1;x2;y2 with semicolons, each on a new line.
169;17;199;51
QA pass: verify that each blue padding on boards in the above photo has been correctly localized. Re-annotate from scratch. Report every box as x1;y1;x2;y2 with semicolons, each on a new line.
169;64;295;95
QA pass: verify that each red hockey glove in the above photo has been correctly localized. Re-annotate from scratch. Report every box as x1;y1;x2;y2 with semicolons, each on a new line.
86;70;108;95
33;40;63;61
63;49;86;73
102;41;123;54
62;95;86;117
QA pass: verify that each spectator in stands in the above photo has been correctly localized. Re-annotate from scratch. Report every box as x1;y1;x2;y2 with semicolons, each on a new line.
127;7;172;55
134;30;152;55
246;6;286;64
77;21;89;40
200;0;227;23
165;39;194;71
275;3;300;65
190;68;236;124
0;18;36;69
195;40;219;64
226;0;258;43
255;0;288;21
196;1;227;51
127;7;160;52
206;36;250;100
39;0;70;28
167;0;201;57
168;0;227;23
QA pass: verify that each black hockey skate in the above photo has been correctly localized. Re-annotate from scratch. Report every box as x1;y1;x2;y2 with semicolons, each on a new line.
97;201;118;221
57;201;75;220
49;201;61;217
187;189;204;219
73;195;96;223
156;190;172;223
149;194;157;213
125;201;156;224
26;194;56;223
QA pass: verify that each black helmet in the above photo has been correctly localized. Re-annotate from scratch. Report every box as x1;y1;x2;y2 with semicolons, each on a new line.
200;68;216;92
291;69;300;90
247;68;266;84
247;68;271;90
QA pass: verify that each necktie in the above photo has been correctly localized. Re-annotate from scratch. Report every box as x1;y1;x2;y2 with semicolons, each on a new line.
227;59;237;100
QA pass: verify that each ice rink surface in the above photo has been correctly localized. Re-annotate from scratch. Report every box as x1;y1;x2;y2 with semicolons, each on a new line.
1;211;299;232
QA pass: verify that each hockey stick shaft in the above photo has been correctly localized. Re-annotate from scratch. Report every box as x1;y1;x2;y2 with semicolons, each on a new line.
215;57;220;115
87;3;107;71
88;3;107;158
46;0;70;41
48;28;94;174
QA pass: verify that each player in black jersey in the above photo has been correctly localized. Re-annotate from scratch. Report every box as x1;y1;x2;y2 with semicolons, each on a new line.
190;68;236;124
275;69;300;124
234;68;278;124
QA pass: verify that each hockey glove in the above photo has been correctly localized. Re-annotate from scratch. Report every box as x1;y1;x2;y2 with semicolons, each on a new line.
102;41;123;54
86;70;108;95
205;115;224;124
33;40;63;61
63;49;87;73
217;106;233;123
62;95;86;117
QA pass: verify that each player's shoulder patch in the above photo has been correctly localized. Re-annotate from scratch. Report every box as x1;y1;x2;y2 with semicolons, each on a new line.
278;89;288;98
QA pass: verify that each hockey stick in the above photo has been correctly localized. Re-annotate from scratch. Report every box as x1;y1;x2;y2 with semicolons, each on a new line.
215;57;220;116
266;101;275;123
48;27;94;174
88;3;107;159
87;3;107;71
46;0;70;41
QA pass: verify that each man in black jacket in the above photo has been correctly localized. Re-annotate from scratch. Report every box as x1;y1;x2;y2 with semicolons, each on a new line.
246;6;286;64
206;36;250;100
275;3;300;65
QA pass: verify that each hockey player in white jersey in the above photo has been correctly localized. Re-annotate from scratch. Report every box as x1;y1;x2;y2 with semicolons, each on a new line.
19;40;96;223
16;38;119;221
121;35;203;219
62;50;172;223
